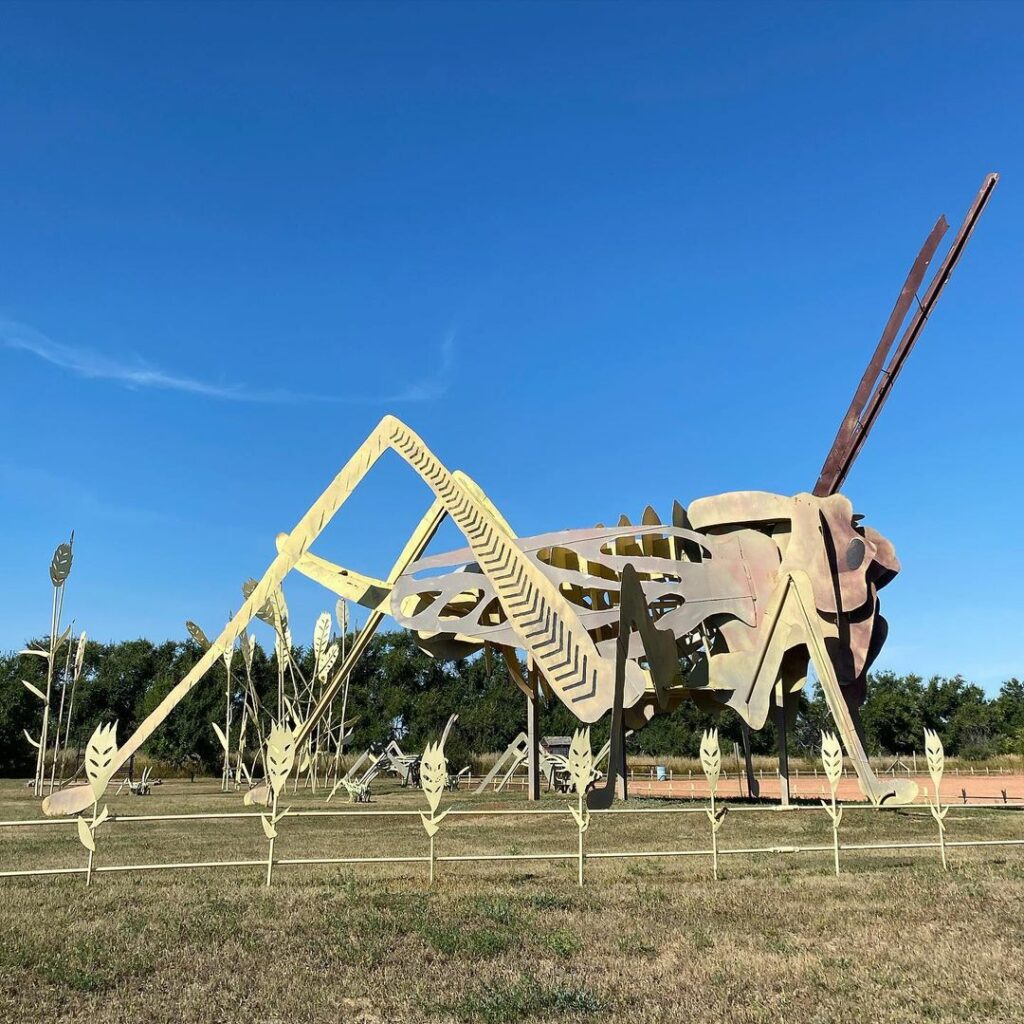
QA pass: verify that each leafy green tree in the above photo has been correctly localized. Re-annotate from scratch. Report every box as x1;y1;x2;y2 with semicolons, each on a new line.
138;641;223;770
0;652;38;775
1;626;1021;775
993;679;1024;756
858;671;925;755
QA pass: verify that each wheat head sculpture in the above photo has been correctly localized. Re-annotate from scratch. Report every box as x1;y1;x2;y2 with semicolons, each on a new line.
820;731;844;875
78;721;117;885
701;727;727;880
262;722;295;886
566;726;594;887
924;728;950;870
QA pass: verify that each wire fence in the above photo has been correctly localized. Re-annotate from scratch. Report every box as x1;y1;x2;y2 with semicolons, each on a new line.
1;799;1021;888
465;768;1024;805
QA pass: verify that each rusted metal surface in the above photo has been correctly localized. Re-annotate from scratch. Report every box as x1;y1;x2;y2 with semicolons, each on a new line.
814;215;948;496
815;173;999;495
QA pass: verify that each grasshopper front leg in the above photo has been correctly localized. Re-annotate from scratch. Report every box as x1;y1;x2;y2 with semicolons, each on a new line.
730;571;916;806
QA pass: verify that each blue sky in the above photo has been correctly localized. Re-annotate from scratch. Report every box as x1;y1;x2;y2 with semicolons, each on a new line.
1;1;1021;691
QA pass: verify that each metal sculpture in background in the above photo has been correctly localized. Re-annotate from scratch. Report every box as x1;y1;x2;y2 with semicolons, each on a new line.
474;732;612;796
42;174;999;819
188;598;357;804
20;535;89;797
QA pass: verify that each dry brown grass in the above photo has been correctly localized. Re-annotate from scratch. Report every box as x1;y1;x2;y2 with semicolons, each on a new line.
0;778;1022;1023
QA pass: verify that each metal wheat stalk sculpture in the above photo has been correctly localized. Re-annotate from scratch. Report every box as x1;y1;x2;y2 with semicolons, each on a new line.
188;619;234;793
310;611;339;790
334;598;350;781
55;631;87;787
420;725;455;885
820;731;844;875
924;728;950;870
242;577;290;724
566;727;593;887
220;624;235;791
237;632;266;787
22;535;75;796
79;721;117;885
701;728;727;880
45;622;75;792
262;722;295;886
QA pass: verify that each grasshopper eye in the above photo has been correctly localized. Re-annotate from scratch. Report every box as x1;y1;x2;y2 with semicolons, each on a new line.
846;537;866;571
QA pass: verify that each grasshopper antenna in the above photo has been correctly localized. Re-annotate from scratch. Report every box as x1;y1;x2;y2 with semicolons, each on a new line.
814;172;998;497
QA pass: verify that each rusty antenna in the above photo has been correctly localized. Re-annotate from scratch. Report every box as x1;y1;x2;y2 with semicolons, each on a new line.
814;172;999;497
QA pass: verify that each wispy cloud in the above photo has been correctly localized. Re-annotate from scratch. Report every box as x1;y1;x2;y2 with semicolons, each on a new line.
1;318;455;404
386;331;456;402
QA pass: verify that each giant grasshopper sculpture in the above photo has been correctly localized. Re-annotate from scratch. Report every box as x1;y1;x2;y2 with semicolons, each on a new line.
42;174;998;817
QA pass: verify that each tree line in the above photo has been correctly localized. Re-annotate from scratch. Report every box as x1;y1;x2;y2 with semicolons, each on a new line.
1;630;1022;776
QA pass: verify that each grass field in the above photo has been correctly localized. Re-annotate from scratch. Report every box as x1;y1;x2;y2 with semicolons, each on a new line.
1;778;1022;1024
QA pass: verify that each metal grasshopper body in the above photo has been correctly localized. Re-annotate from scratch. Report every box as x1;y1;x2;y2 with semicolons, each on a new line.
41;174;997;818
392;491;896;719
389;490;906;803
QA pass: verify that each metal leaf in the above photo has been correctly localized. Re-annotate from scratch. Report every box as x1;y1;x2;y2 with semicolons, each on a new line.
22;679;47;703
240;633;255;674
283;694;300;730
23;729;40;749
211;722;229;752
244;784;271;807
335;598;349;635
269;588;290;634
74;631;87;681
569;803;590;833
76;816;95;852
261;815;278;840
420;806;452;838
